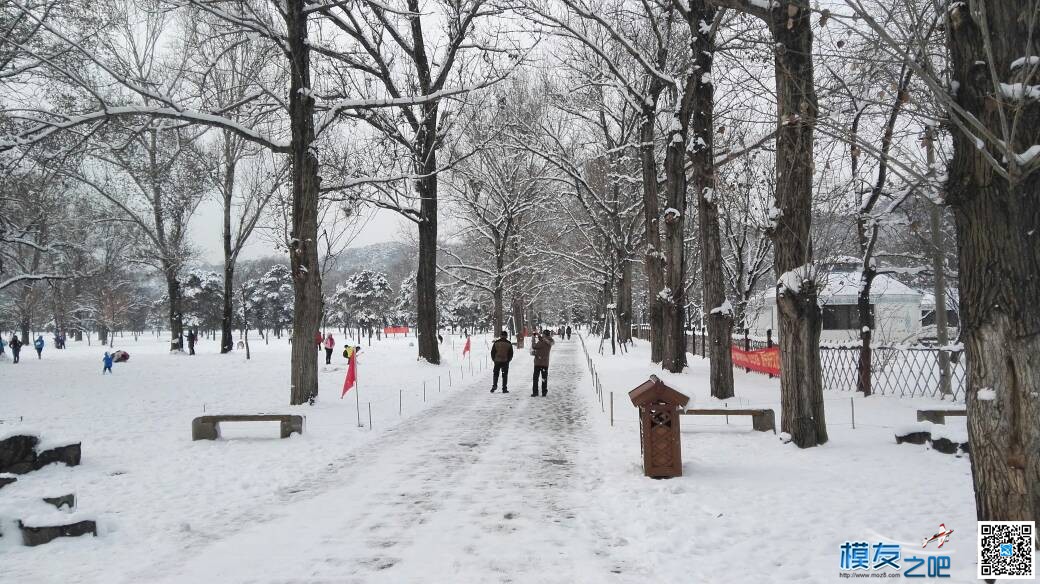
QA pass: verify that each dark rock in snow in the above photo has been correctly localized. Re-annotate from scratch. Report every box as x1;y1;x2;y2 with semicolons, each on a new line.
19;520;97;547
42;494;76;510
894;431;930;445
34;443;81;470
0;435;40;474
929;436;970;455
0;475;16;490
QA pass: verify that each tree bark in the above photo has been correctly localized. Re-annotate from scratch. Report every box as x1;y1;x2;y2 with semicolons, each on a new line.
768;0;827;447
492;284;504;335
947;1;1040;526
286;0;322;405
165;268;185;352
688;0;734;397
925;128;952;397
639;112;666;364
220;150;237;354
492;256;504;334
662;111;688;373
221;262;235;354
617;258;633;343
415;164;441;365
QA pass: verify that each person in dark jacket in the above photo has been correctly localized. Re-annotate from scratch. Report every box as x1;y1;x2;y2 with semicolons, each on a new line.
33;335;44;359
530;330;555;396
565;325;572;340
187;330;197;355
489;330;514;393
9;334;22;364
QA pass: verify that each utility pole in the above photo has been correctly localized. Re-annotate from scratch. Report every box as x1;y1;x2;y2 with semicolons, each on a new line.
924;125;952;397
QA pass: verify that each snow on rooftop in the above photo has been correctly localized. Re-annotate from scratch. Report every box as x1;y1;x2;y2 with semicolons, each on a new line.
821;271;920;299
751;271;921;305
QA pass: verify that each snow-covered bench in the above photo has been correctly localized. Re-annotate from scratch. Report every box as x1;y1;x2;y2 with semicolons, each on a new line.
191;414;305;440
681;408;775;433
916;409;966;425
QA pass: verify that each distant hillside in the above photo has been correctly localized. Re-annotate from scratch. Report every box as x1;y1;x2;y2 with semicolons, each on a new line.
207;241;417;292
333;241;414;284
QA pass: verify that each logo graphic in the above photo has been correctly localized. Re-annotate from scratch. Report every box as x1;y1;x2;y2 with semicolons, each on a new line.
922;523;954;549
840;525;954;579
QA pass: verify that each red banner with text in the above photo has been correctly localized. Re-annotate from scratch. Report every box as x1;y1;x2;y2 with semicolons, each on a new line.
731;345;781;376
383;326;410;335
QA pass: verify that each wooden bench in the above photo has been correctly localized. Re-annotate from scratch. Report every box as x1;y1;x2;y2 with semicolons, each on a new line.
191;414;305;441
916;409;966;425
681;408;776;433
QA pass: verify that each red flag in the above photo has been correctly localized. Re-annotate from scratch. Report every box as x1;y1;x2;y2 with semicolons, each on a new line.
341;351;357;398
462;336;471;356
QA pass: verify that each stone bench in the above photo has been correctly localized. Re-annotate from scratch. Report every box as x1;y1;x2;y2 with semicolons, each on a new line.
191;414;305;441
681;408;776;433
916;409;966;425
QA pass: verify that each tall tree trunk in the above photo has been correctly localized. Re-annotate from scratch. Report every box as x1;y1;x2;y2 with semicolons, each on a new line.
947;1;1040;526
511;294;525;346
769;1;827;447
662;123;688;373
165;268;185;351
492;285;504;335
286;0;322;405
639;112;666;363
493;264;504;334
617;258;633;343
925;128;952;397
855;263;875;396
220;152;237;354
855;62;912;398
688;0;734;396
221;262;235;354
415;173;440;364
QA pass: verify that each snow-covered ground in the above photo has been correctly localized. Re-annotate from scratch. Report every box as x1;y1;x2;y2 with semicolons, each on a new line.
1;331;977;582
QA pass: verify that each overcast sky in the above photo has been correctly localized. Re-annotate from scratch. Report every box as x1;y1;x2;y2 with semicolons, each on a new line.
188;199;410;266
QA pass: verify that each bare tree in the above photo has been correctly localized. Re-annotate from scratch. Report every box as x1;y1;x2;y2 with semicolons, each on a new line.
314;0;520;365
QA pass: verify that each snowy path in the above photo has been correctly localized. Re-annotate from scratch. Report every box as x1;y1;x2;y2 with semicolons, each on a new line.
141;341;626;584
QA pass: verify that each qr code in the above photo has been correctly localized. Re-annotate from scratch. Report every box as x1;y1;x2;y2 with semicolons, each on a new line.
979;521;1035;579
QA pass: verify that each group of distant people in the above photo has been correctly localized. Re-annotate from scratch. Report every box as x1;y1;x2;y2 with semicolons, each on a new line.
0;334;46;363
316;332;362;365
489;326;570;397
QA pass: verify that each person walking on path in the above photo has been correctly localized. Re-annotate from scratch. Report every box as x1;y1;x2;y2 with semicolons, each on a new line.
0;336;6;360
9;334;22;363
187;330;197;355
489;330;514;393
33;335;44;359
565;325;572;340
323;333;336;365
530;330;555;397
102;351;114;374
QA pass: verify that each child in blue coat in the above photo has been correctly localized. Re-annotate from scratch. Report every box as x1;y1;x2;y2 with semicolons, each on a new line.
102;352;113;374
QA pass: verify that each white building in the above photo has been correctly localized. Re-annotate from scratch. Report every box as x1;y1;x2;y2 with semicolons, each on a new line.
745;271;923;343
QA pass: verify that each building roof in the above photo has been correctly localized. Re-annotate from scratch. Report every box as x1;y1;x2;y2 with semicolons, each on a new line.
750;271;921;307
821;271;920;299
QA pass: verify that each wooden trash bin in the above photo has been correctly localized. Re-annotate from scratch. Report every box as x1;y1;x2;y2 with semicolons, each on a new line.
629;375;690;478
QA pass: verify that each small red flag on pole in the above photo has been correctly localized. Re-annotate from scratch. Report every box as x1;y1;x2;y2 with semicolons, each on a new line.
341;349;357;398
462;336;471;357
